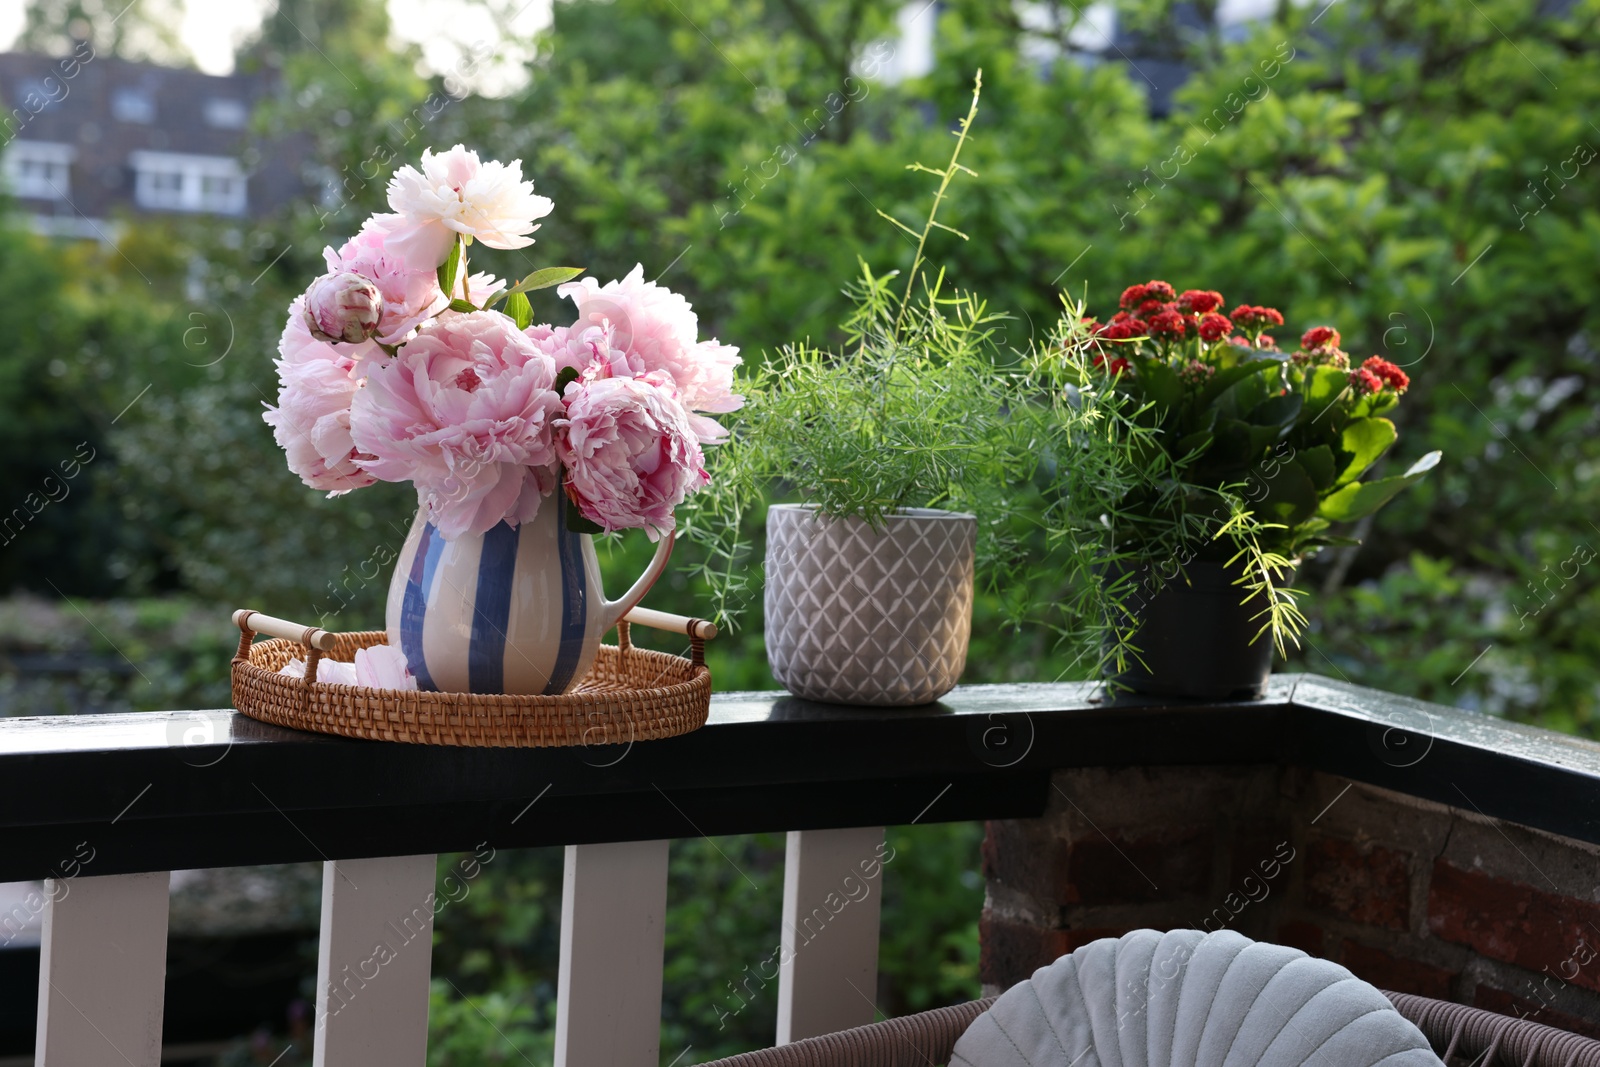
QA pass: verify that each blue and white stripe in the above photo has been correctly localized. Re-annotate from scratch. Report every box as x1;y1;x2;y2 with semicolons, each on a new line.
385;496;599;696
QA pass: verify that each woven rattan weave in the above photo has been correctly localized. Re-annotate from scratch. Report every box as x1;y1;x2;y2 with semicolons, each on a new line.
231;615;710;747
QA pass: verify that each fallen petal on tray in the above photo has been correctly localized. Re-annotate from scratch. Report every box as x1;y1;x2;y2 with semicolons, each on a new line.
277;647;418;691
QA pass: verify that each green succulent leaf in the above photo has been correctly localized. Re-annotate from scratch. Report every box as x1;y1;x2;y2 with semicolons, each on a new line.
1197;358;1279;408
1319;449;1441;521
1297;445;1336;489
1132;354;1182;407
1299;365;1351;425
1337;417;1398;486
1258;460;1320;525
1247;392;1304;430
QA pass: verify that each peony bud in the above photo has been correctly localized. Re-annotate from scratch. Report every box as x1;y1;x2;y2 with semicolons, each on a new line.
304;271;382;344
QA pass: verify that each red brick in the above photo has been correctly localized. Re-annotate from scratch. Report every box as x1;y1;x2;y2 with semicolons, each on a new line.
1063;828;1213;906
1230;827;1294;887
979;917;1073;989
1341;941;1456;999
1060;926;1130;953
982;820;1060;902
1473;985;1600;1041
1276;919;1326;957
1428;860;1600;993
1304;835;1412;930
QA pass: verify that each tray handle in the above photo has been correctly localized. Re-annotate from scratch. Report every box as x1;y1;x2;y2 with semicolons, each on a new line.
617;607;718;668
233;609;336;687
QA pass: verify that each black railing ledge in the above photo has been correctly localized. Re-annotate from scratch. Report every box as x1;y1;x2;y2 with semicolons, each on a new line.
1;674;1598;882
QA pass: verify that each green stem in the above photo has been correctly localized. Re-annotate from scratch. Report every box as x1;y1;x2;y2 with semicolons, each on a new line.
893;70;983;339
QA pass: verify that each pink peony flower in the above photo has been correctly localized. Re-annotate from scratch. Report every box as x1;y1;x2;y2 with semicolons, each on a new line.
354;644;418;690
556;375;709;539
323;219;448;345
277;295;367;371
278;656;355;685
525;321;623;378
276;646;416;690
350;311;564;539
263;296;374;495
557;264;743;439
381;145;554;271
304;270;383;344
263;360;375;496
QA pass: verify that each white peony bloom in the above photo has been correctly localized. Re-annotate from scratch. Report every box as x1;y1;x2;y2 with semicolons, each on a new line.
381;145;553;270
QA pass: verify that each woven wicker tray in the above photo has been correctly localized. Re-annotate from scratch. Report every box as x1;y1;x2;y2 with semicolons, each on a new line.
230;608;714;747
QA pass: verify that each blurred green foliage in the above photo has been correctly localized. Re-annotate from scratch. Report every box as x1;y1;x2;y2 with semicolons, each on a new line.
422;822;984;1064
4;0;1600;1061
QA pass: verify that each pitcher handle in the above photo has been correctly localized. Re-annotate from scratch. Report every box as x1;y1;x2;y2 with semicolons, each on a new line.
601;531;676;631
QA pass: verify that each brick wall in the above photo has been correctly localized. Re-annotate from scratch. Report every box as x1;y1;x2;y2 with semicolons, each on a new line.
980;766;1600;1036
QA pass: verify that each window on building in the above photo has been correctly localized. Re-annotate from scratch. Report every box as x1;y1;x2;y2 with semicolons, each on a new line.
129;151;246;215
203;98;249;129
14;79;64;112
1;141;75;200
111;87;156;124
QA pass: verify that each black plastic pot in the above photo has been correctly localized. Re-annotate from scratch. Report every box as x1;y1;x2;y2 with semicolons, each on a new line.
1105;559;1282;701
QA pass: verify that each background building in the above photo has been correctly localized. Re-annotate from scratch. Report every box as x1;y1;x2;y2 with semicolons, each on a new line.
0;48;308;236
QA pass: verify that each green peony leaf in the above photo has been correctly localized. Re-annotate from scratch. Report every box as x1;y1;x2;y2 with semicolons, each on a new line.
564;503;606;535
504;291;533;330
437;239;462;298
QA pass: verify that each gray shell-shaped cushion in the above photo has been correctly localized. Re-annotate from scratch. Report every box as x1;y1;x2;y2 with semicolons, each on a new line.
951;929;1443;1067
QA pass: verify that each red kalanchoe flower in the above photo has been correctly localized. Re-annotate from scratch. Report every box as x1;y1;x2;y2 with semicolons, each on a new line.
1197;312;1232;342
1230;305;1284;330
1301;325;1341;351
1101;318;1149;341
1361;356;1410;393
1142;280;1176;303
1119;284;1150;310
1179;289;1225;315
1350;367;1384;395
1092;352;1132;375
1137;298;1169;317
1148;310;1188;340
1110;311;1131;323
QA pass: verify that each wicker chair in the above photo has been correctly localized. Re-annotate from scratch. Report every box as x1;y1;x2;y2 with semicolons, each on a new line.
700;992;1600;1066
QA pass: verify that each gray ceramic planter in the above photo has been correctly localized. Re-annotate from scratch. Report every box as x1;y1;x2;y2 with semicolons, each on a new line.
764;504;976;706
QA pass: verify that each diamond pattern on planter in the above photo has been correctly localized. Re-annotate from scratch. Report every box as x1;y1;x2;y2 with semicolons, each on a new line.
764;505;975;706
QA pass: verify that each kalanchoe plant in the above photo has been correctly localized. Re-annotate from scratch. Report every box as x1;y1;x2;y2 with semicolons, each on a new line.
1050;280;1441;654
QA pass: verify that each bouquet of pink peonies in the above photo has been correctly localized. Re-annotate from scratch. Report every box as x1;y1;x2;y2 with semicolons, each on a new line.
264;144;740;542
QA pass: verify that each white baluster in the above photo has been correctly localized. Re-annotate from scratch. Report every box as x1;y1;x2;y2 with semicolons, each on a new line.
313;854;437;1067
555;840;670;1067
776;827;887;1044
35;870;170;1067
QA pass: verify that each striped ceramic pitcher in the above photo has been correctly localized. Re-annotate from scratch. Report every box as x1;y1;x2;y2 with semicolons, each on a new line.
384;495;674;695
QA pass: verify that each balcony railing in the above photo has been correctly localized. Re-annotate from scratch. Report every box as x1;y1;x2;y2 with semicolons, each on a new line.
2;674;1598;1065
